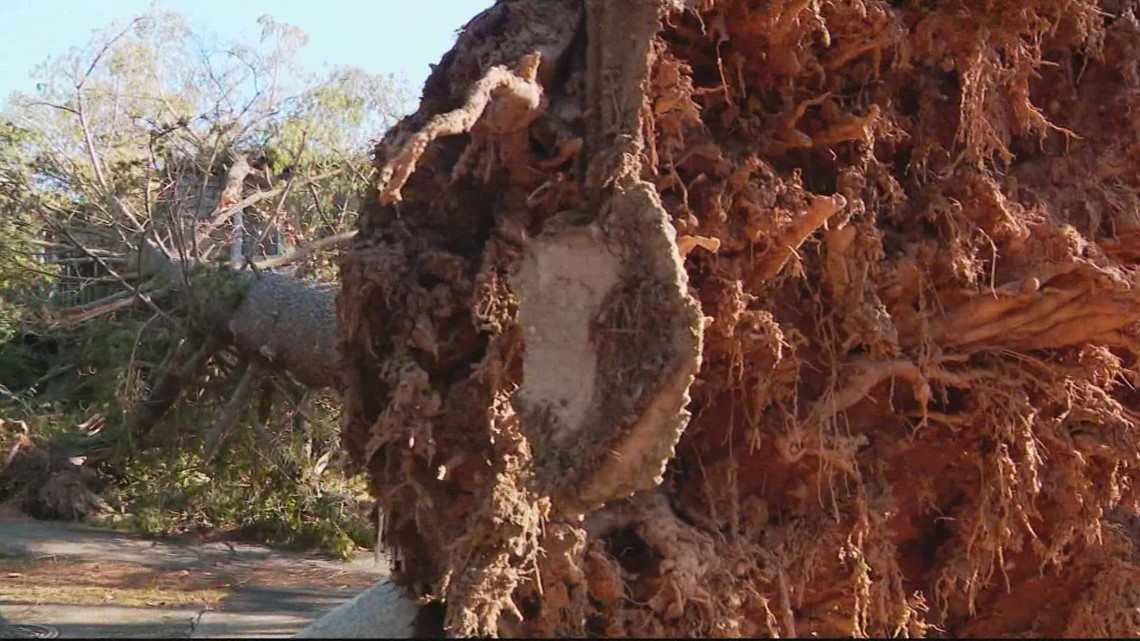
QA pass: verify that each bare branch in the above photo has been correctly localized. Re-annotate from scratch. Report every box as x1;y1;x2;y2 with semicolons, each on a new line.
75;87;146;231
47;281;162;329
77;17;146;90
25;101;79;115
203;360;263;462
52;223;175;325
197;167;343;241
253;230;356;271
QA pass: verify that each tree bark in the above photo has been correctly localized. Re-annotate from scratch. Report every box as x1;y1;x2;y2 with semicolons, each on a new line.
138;244;341;390
226;272;340;389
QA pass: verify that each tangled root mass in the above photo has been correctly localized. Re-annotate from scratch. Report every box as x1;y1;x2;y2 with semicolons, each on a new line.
339;0;1140;636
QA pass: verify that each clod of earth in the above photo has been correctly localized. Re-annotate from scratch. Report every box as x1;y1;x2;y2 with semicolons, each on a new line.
338;0;1140;637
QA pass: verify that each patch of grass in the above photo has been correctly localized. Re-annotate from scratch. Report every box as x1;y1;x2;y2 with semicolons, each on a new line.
0;583;228;608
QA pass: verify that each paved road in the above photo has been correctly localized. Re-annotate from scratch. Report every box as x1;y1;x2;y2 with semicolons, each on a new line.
0;516;387;639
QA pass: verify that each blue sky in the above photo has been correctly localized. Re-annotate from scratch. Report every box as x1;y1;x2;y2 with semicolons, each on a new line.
0;0;493;104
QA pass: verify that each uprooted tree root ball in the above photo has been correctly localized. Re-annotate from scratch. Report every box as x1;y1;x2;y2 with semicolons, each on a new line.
339;0;1140;636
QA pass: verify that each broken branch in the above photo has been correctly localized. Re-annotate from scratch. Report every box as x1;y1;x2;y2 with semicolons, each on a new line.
203;360;263;463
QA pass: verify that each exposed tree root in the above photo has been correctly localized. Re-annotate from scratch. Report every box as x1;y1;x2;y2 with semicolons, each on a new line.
378;53;545;205
339;0;1140;637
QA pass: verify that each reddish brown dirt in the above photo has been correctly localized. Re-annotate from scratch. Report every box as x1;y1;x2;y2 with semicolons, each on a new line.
340;0;1140;637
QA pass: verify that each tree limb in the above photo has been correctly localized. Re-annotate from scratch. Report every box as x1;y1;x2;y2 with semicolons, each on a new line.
198;168;343;240
127;336;222;443
48;282;162;329
253;230;356;271
203;360;263;462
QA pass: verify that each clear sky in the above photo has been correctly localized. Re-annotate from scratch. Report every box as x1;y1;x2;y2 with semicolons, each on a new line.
0;0;493;105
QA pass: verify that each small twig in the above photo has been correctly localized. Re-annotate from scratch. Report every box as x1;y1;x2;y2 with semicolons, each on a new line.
44;256;127;265
122;312;163;403
0;254;120;283
77;18;146;90
31;366;73;388
25;101;79;115
267;376;320;425
308;183;334;230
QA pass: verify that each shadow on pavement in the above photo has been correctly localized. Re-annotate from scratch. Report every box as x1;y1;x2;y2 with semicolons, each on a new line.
0;517;385;639
215;586;356;615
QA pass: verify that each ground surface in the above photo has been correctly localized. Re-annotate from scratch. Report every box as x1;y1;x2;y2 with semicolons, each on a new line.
0;505;386;638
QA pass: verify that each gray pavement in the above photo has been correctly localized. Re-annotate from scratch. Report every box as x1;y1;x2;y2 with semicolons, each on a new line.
0;516;386;639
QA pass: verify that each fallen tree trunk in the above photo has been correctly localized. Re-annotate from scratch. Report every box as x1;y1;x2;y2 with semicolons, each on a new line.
138;243;342;391
52;244;345;465
225;271;340;390
337;0;1140;637
7;224;352;528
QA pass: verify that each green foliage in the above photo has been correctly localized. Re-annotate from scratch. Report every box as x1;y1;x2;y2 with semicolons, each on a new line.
175;265;251;335
0;10;401;558
0;340;48;391
95;389;372;558
0;122;49;342
0;321;372;558
5;9;412;265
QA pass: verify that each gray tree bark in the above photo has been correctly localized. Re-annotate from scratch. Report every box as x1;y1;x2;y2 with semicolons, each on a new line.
139;243;341;390
227;272;340;389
